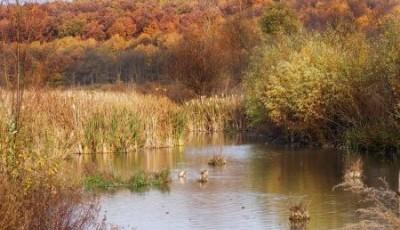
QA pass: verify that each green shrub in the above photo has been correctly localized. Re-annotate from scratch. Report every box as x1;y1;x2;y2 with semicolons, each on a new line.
245;26;400;148
345;123;400;155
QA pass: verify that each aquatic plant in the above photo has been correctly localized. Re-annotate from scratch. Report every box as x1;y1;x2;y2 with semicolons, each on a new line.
84;169;171;192
344;157;363;180
289;200;310;223
127;170;171;191
208;155;227;167
84;175;116;191
198;169;209;183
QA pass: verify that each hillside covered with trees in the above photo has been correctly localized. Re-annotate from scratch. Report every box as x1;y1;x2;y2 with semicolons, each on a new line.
1;0;399;97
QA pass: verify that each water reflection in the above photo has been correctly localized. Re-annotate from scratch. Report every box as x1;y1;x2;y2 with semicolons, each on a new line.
76;134;400;230
77;146;184;179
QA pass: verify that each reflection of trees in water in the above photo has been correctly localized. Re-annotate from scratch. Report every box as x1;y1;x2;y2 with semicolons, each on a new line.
245;146;400;229
76;146;184;179
247;146;343;194
246;146;359;229
351;153;399;190
185;132;257;147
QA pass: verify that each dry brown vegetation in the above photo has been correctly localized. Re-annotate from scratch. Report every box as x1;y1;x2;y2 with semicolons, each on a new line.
334;155;399;229
184;95;248;132
288;198;310;230
0;89;247;155
0;90;108;230
0;174;101;230
208;155;227;167
0;89;186;154
337;178;400;230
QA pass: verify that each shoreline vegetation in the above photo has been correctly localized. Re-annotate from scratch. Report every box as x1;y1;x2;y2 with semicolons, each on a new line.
2;87;399;156
0;90;249;155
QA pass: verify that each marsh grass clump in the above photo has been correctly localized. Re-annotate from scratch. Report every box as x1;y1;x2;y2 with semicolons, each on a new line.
84;169;171;192
344;157;363;180
208;155;227;167
127;170;171;192
128;169;171;191
288;200;310;224
198;170;209;183
127;169;171;192
333;154;365;190
84;175;116;191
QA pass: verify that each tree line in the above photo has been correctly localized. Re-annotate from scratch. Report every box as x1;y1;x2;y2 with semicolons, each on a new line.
0;0;399;99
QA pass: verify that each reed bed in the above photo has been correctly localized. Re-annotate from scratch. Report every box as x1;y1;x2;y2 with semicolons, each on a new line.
183;95;248;132
0;90;248;155
0;89;186;155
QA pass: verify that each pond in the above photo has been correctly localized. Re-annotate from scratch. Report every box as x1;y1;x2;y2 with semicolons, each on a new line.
77;134;399;230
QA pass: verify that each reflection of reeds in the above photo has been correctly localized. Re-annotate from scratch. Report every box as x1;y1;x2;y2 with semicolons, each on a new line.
207;146;227;167
290;221;308;230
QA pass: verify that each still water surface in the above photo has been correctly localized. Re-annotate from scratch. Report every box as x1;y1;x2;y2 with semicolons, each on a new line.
78;134;399;230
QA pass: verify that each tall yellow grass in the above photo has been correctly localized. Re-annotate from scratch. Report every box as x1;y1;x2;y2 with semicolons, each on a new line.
0;89;186;155
183;95;247;132
0;90;247;155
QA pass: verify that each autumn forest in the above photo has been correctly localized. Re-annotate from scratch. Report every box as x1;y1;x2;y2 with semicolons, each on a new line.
0;0;397;93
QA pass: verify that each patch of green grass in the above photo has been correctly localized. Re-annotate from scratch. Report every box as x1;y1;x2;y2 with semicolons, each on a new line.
83;175;115;191
84;169;171;192
127;171;150;191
